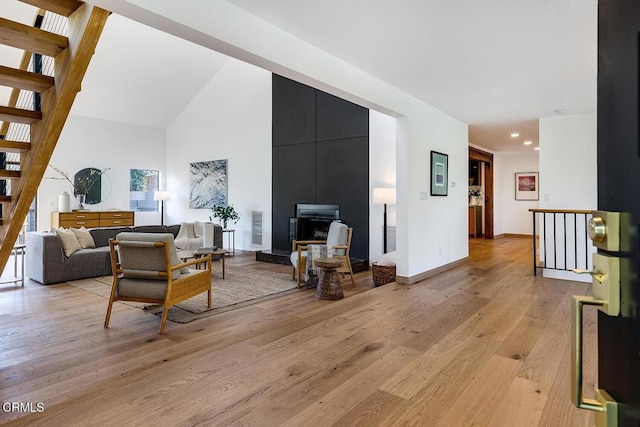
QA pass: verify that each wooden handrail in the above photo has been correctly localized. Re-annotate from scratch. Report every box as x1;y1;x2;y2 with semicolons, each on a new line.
529;209;594;214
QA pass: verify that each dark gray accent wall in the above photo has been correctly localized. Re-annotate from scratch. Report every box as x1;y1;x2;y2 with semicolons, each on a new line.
272;74;369;262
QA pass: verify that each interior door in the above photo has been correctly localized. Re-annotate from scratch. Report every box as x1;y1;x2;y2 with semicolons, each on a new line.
586;1;640;425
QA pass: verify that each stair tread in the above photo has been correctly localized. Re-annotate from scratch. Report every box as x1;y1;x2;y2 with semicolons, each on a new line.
0;17;69;57
18;0;84;17
0;106;42;125
0;140;30;153
0;65;54;92
0;170;20;179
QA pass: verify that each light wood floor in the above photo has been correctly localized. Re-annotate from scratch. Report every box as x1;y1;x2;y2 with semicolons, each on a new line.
0;238;596;426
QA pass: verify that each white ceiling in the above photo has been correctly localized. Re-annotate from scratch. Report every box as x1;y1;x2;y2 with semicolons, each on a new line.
1;0;597;151
227;0;597;152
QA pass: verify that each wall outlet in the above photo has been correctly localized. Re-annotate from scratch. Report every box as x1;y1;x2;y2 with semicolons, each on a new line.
451;181;456;188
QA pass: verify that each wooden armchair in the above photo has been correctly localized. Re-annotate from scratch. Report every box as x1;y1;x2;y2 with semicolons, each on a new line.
290;222;354;288
104;232;212;334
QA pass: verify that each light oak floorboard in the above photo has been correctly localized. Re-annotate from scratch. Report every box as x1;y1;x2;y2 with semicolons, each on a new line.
0;240;596;426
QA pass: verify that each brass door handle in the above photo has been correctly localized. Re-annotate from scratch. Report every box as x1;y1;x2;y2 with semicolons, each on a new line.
571;295;618;425
572;268;606;283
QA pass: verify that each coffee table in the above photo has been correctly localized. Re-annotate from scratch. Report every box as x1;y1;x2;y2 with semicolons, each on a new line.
194;248;229;279
177;250;196;263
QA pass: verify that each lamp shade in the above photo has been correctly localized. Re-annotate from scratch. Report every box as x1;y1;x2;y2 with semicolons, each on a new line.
153;191;171;202
373;187;396;205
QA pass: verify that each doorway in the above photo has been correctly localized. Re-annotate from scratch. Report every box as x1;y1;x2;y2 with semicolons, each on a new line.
468;147;494;239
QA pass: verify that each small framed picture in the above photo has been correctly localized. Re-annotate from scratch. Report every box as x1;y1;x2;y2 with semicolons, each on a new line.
515;172;539;200
430;151;448;196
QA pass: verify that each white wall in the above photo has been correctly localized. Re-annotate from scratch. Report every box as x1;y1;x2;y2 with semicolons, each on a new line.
165;58;272;251
494;152;539;235
539;113;597;282
38;115;166;230
82;0;472;279
398;110;468;278
369;110;396;263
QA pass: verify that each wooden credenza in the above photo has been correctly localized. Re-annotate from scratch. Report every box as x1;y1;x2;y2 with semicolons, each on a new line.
51;211;135;228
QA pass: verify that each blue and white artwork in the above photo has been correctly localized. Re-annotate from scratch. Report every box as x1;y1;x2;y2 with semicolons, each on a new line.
189;159;228;209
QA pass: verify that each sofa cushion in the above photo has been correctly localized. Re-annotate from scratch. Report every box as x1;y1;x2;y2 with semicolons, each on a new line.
131;225;169;234
55;228;82;257
167;224;180;238
90;227;132;247
71;226;96;249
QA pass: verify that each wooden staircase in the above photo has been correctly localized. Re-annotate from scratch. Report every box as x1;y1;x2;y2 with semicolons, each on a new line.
0;0;109;275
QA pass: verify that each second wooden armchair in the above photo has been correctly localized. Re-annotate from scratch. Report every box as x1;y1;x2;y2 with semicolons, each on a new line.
290;221;354;288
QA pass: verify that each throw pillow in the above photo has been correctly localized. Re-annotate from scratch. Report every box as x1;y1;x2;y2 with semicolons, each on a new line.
55;228;82;257
71;226;96;249
377;251;397;267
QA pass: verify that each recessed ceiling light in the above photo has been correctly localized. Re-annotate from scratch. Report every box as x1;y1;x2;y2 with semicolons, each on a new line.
524;141;532;145
534;147;540;151
510;133;520;138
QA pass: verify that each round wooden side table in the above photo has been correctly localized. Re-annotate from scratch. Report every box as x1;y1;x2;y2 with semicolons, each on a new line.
313;257;345;300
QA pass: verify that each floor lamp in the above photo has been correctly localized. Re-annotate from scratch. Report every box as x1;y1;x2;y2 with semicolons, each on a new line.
154;191;171;226
373;187;396;254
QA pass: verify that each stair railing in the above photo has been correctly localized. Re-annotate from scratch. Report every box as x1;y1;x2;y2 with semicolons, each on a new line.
529;209;595;277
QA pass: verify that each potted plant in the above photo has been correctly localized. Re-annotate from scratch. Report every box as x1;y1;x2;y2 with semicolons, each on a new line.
209;204;240;229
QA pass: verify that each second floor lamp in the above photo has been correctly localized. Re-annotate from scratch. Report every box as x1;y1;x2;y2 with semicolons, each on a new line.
373;187;396;254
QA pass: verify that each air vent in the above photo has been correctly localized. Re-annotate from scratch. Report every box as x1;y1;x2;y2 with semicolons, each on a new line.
251;210;263;247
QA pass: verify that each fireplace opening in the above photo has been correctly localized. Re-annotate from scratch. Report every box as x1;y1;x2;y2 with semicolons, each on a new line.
289;204;340;243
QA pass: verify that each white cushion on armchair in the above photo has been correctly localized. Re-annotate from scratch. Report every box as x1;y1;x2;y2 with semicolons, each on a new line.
175;221;215;250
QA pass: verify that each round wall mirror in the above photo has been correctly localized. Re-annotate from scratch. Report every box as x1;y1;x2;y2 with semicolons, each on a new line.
73;167;111;205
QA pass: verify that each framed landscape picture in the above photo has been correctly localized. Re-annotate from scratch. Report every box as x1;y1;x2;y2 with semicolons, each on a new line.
515;172;539;200
430;151;448;196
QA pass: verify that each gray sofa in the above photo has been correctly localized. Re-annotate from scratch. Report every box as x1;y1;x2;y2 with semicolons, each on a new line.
26;224;223;285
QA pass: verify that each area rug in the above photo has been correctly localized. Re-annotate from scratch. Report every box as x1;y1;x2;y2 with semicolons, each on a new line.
67;267;309;323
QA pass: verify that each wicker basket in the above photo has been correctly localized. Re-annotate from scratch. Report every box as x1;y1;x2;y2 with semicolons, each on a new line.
372;263;396;287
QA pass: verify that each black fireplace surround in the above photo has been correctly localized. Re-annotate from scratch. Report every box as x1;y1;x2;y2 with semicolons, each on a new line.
289;204;340;242
271;74;369;262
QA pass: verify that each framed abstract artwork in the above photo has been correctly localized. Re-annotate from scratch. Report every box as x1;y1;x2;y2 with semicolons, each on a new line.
430;151;448;196
515;172;539;200
189;159;228;208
